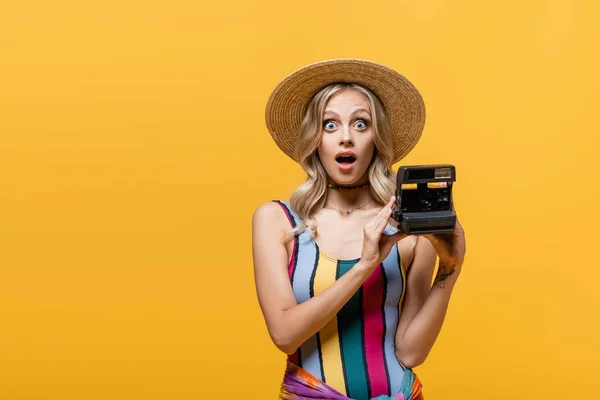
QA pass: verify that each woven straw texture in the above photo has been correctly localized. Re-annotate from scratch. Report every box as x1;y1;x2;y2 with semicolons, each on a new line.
265;59;426;164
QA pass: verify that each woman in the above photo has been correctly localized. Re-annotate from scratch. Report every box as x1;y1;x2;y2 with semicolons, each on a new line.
252;59;466;400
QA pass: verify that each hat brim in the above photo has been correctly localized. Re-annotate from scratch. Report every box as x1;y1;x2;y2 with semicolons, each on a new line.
265;58;426;164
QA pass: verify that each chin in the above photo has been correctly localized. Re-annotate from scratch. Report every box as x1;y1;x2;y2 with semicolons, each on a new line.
327;167;369;186
332;176;360;185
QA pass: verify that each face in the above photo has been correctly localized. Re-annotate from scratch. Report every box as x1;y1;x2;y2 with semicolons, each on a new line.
317;88;375;186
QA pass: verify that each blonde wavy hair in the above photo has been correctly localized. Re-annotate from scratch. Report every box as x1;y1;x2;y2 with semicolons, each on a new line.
289;83;396;237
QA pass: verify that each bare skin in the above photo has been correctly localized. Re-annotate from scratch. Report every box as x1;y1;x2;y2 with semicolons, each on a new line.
252;88;466;368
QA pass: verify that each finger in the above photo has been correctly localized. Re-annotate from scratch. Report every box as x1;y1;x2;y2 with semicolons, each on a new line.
367;196;395;228
455;218;463;232
375;202;395;232
367;208;392;239
380;196;396;215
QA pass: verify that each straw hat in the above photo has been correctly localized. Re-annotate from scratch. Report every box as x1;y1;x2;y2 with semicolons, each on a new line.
265;58;426;164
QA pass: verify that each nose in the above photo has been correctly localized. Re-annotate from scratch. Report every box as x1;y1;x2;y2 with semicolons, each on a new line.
339;125;354;146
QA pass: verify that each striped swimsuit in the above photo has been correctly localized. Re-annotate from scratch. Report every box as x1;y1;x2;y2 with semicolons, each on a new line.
274;200;421;400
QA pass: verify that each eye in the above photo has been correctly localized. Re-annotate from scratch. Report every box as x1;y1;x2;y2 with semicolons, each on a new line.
354;119;368;130
323;120;338;131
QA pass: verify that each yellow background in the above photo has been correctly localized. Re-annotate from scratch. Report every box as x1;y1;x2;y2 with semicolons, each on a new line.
1;0;599;398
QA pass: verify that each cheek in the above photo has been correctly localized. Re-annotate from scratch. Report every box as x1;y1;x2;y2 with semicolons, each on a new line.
357;134;375;159
317;133;335;158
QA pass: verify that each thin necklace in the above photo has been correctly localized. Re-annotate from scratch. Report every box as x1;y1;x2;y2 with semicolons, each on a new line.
324;198;373;216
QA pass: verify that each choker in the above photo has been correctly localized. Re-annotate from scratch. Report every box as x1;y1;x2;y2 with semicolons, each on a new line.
327;182;370;191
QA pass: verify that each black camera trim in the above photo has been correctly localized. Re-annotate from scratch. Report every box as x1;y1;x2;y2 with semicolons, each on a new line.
393;164;457;234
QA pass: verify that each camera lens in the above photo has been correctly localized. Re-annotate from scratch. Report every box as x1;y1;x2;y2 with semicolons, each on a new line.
418;192;433;209
436;192;450;210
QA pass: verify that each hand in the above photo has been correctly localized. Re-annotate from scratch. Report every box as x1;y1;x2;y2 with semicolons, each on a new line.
360;196;408;269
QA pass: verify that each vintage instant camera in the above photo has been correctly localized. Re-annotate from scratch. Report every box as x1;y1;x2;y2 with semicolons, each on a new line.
392;164;457;234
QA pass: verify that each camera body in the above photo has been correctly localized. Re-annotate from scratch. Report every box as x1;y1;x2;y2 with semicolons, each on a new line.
392;164;457;234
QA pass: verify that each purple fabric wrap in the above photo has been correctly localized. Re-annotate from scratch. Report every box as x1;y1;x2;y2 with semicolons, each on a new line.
279;361;408;400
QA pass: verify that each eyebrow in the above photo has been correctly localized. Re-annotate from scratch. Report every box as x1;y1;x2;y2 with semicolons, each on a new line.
323;108;371;119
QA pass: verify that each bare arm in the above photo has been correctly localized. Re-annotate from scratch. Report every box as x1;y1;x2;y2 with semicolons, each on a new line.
394;210;467;369
394;237;461;368
252;198;403;355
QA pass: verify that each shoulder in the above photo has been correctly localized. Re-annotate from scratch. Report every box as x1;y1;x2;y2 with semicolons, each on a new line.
253;200;286;220
397;235;418;264
252;201;293;253
397;235;435;272
413;235;436;257
252;201;290;229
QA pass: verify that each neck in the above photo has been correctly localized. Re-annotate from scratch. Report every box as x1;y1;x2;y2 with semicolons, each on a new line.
325;180;374;210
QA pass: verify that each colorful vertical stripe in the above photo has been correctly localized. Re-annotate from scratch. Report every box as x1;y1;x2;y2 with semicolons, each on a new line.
273;201;415;400
337;260;370;399
363;263;390;397
294;237;322;379
382;247;406;395
313;254;345;389
273;201;302;366
272;200;299;280
300;250;324;380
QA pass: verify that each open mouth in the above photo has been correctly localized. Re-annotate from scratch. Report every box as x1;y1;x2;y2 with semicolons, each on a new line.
335;155;356;170
335;155;356;164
